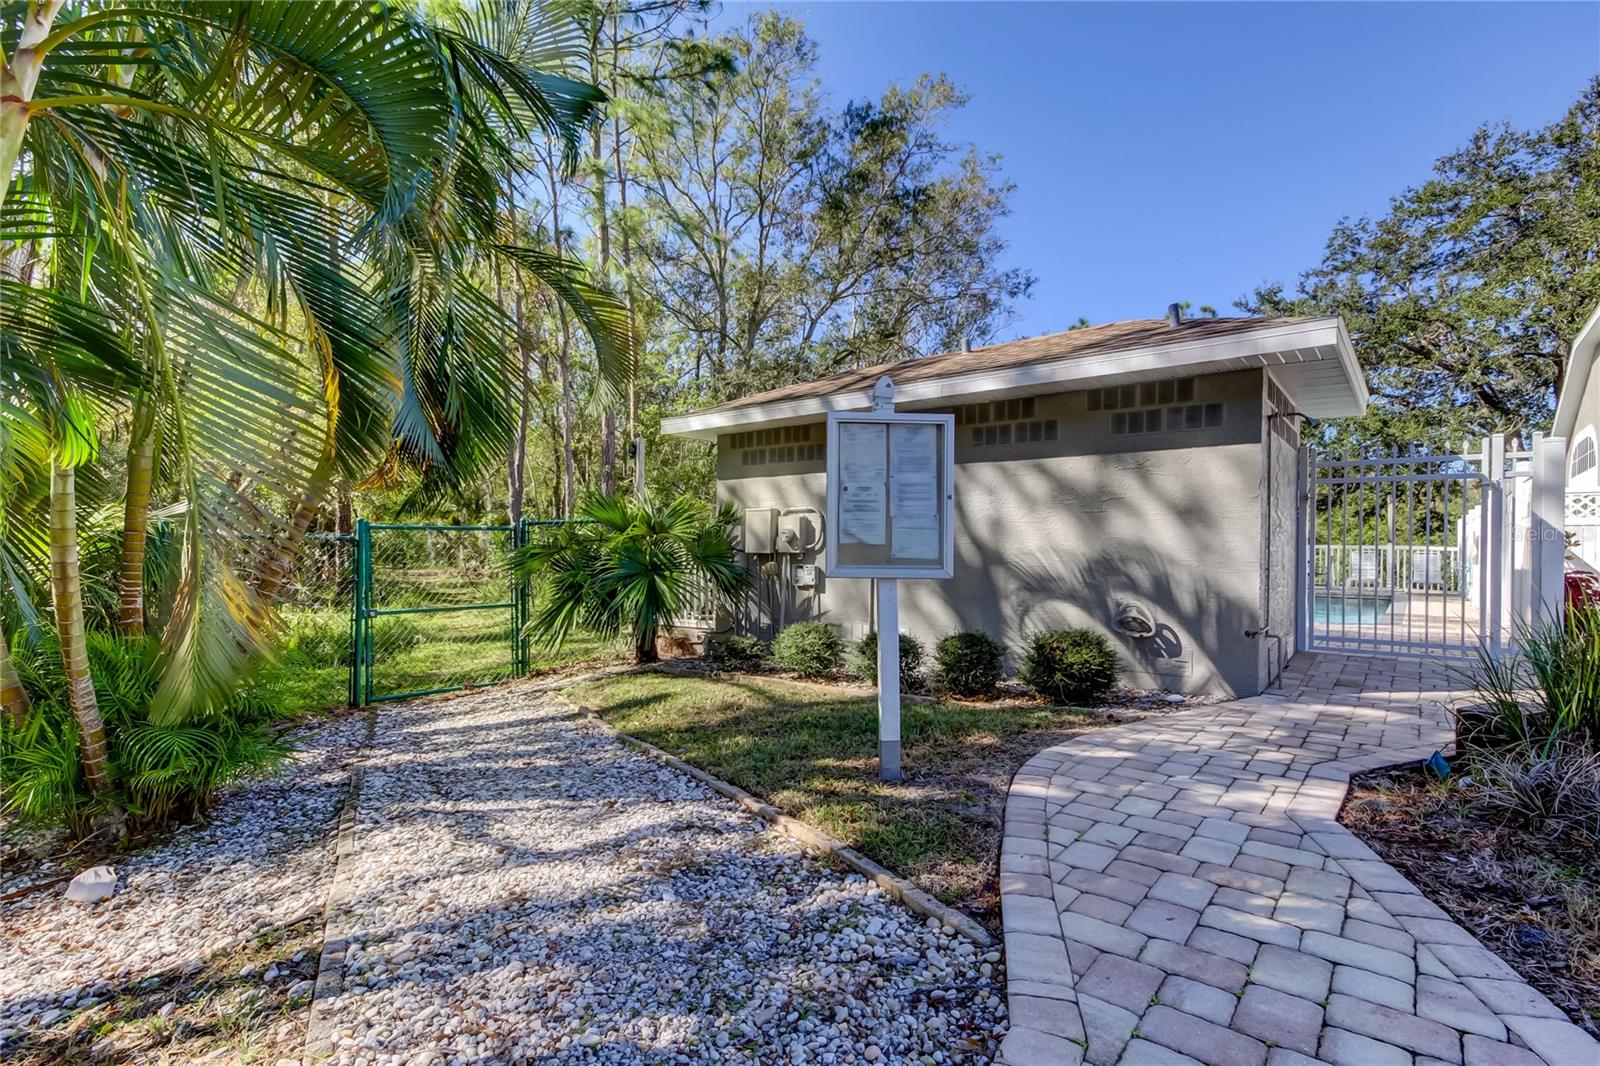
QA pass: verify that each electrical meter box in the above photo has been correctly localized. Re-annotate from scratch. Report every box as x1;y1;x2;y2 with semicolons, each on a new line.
742;508;778;555
776;512;811;554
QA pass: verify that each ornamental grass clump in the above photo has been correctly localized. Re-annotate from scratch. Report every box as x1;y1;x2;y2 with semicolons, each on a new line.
1020;628;1120;704
932;631;1005;698
1456;608;1600;835
771;622;842;678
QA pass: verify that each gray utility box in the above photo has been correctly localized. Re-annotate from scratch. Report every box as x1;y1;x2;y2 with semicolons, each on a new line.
742;508;778;555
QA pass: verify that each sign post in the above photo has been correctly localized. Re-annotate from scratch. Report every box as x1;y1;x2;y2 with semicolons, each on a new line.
826;377;955;782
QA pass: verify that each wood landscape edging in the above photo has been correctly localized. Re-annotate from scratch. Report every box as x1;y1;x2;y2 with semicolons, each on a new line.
557;691;995;948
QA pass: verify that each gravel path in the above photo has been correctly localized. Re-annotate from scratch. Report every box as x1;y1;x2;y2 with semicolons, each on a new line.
0;711;368;1045
314;683;1006;1064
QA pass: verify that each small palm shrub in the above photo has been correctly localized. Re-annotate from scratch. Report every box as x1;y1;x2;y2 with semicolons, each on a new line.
2;633;287;835
846;631;924;689
709;634;770;671
933;631;1005;697
1021;628;1120;704
771;621;842;678
516;493;747;663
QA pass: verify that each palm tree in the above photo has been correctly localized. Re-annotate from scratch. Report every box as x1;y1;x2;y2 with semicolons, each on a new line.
1;1;635;796
516;493;747;663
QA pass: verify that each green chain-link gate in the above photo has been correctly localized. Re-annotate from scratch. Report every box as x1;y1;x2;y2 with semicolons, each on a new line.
351;519;534;705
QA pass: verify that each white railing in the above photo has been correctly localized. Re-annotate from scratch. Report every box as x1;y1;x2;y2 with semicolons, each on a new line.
1311;544;1463;593
676;573;722;630
1566;490;1600;571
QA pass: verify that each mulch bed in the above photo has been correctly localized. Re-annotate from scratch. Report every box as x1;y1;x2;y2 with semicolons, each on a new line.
1341;766;1599;1038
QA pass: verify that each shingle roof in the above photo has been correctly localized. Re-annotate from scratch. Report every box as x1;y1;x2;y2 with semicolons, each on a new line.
701;315;1321;414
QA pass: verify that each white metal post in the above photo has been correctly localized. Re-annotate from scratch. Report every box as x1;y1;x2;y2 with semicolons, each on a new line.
1487;434;1507;651
876;579;901;781
1531;434;1567;626
870;377;903;782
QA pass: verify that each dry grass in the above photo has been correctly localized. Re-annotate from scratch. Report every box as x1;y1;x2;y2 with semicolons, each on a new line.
8;914;321;1065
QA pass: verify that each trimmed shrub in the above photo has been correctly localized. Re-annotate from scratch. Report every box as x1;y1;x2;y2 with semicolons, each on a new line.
710;633;771;671
847;631;924;689
1020;628;1120;704
933;631;1005;697
771;621;842;678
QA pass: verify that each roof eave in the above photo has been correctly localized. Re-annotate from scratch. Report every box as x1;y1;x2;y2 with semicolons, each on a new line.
662;317;1366;440
1554;303;1600;440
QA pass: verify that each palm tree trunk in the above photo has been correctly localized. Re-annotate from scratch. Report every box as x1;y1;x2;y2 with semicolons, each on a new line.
635;623;659;664
255;450;335;608
117;403;156;635
0;1;63;214
0;620;29;725
49;461;115;800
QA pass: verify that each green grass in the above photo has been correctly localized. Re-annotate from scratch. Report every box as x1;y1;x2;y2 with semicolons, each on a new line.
256;607;625;717
567;671;1102;916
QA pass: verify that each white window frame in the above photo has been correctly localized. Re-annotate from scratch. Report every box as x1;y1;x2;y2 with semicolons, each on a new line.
1572;427;1597;487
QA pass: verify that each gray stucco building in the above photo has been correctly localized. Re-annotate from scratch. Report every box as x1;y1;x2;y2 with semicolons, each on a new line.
662;313;1368;697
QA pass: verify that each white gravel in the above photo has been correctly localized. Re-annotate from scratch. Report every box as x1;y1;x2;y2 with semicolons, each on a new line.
317;684;1005;1064
2;681;1007;1063
0;711;368;1045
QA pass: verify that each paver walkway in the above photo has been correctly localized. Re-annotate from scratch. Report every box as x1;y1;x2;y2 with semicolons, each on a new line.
997;653;1600;1066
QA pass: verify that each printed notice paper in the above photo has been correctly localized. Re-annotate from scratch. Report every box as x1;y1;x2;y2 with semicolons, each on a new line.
839;422;887;545
889;423;940;560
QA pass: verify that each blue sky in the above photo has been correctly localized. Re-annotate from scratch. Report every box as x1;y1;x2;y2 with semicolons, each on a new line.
710;1;1600;340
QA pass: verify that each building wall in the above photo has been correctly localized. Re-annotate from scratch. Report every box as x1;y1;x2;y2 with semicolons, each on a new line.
1260;373;1305;685
1568;356;1600;491
713;368;1272;696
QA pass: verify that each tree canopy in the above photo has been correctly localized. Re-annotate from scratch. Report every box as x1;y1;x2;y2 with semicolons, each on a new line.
1242;78;1600;453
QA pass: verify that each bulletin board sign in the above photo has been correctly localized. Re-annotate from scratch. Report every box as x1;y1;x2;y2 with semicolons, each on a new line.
825;410;956;579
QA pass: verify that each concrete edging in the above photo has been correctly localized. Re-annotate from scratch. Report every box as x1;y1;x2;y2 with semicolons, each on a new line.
558;692;994;947
302;707;376;1063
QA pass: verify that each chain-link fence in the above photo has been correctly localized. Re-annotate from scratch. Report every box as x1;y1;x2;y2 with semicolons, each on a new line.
358;523;523;703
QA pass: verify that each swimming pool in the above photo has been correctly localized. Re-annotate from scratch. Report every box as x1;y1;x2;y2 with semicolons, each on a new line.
1313;593;1392;624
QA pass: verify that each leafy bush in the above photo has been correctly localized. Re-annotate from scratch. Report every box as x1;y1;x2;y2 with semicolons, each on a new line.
846;631;923;689
516;493;747;663
933;631;1005;697
771;621;842;678
709;634;770;671
1020;628;1119;704
2;632;287;835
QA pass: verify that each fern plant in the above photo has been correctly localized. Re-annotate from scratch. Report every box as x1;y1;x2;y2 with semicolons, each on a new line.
1;632;287;834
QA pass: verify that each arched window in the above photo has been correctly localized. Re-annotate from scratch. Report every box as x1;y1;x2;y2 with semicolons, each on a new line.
1573;435;1596;480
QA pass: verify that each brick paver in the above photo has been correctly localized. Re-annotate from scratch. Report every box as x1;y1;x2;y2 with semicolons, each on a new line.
997;652;1600;1066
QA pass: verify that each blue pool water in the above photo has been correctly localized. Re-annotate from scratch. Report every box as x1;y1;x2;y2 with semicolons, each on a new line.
1313;594;1392;624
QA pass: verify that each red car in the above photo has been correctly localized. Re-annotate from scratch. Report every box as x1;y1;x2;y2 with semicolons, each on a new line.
1566;569;1600;610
